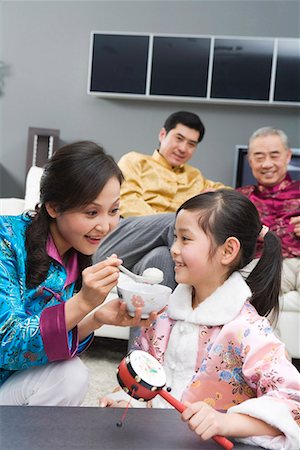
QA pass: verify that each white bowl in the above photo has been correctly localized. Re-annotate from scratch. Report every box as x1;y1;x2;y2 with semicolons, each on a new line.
117;274;172;318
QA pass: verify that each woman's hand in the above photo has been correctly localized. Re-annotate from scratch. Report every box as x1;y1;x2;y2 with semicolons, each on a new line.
181;401;230;440
78;254;122;312
93;298;160;328
99;387;152;409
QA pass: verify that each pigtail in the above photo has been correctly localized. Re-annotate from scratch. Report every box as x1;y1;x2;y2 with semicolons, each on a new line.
246;230;282;324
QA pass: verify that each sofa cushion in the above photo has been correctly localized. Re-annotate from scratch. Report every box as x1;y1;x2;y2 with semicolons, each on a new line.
280;291;300;312
24;166;43;210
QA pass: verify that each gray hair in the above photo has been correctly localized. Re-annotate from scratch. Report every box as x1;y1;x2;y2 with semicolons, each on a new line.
249;127;290;151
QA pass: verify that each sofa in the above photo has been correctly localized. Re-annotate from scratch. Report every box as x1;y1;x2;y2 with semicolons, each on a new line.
0;166;129;341
0;167;299;357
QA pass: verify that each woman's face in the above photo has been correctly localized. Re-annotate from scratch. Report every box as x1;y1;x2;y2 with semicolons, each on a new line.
47;177;121;256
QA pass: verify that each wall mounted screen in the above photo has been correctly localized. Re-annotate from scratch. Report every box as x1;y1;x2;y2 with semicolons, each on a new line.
89;34;149;94
211;38;274;101
88;32;300;106
150;36;211;97
233;146;300;188
274;39;300;102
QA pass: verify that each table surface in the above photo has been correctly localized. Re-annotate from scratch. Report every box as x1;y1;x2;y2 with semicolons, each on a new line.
0;406;264;450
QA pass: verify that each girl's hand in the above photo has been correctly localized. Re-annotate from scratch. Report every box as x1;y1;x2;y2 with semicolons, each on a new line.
94;298;160;328
99;396;130;408
79;254;122;311
181;401;230;440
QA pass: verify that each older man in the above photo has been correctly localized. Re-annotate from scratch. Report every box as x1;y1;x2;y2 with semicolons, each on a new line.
238;127;300;307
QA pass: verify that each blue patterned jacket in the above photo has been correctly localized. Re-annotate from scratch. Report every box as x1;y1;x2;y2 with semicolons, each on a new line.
0;214;93;386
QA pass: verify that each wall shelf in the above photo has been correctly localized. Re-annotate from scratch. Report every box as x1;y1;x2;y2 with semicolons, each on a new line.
87;32;300;107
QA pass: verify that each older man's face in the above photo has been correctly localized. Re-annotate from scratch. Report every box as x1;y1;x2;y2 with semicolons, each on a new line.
248;135;292;187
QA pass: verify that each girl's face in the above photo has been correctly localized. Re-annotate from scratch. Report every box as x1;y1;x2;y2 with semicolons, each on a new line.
47;176;121;257
171;209;226;304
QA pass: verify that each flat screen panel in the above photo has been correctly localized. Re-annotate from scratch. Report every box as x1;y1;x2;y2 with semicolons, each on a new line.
274;39;300;102
211;38;274;100
89;34;149;94
150;36;210;97
234;146;300;188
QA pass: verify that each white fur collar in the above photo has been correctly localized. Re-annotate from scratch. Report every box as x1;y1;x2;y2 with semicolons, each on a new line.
167;272;252;326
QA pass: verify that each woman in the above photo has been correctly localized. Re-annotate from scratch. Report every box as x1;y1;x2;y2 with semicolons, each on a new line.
0;141;158;406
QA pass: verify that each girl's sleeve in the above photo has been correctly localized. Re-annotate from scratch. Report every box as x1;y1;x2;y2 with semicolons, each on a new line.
132;312;174;364
227;316;300;449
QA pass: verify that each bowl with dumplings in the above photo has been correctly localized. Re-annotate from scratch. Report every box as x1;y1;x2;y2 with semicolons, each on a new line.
117;273;171;318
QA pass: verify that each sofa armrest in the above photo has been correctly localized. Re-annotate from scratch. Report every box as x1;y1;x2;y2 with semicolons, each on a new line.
0;198;25;215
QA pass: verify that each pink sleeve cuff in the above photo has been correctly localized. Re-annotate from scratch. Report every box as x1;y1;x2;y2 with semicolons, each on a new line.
40;303;78;361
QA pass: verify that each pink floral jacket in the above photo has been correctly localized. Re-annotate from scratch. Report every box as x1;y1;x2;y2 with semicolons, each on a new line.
133;272;300;449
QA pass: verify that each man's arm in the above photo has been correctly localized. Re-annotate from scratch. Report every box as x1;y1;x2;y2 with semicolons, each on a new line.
202;177;231;191
118;152;157;217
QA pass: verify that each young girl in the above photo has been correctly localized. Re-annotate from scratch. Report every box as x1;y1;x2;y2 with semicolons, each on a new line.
0;141;158;406
102;189;300;449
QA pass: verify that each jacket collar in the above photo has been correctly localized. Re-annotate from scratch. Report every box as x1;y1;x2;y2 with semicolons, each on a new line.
168;272;251;326
152;149;185;172
257;173;292;194
46;234;79;286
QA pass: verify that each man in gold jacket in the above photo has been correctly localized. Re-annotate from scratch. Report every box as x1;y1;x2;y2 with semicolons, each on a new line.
118;111;225;217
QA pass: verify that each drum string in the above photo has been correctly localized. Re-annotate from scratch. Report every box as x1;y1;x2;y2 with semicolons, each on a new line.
116;387;137;427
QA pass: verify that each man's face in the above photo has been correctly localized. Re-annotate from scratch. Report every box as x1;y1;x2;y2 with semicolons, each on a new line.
158;124;200;167
248;134;292;187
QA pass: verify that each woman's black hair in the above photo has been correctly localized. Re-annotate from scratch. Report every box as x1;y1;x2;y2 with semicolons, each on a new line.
176;189;282;323
25;141;123;288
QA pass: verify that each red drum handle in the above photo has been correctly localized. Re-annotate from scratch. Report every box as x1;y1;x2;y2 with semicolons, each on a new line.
213;435;234;450
159;390;234;450
159;389;185;412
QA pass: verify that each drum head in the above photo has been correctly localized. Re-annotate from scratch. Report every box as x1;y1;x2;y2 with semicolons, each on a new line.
129;350;166;389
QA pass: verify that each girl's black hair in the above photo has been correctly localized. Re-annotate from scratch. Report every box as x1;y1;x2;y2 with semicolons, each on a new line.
177;189;282;323
25;140;123;288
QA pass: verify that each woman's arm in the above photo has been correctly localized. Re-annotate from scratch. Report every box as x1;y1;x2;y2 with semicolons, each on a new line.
64;255;122;331
77;298;160;341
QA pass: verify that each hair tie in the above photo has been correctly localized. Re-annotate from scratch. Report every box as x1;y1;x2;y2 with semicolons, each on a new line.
259;225;269;239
